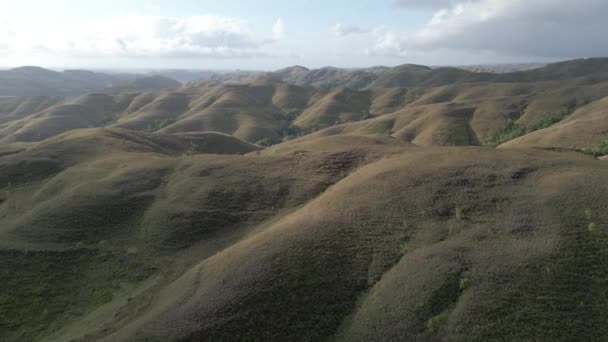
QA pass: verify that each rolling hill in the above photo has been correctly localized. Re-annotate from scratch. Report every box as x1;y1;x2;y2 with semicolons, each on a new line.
1;57;608;341
3;58;608;151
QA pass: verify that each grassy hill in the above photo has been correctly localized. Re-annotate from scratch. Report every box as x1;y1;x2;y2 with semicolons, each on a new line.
1;57;608;341
0;130;606;341
277;74;608;151
3;61;608;151
0;78;396;144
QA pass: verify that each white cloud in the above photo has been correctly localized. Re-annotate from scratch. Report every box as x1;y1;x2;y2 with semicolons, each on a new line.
365;29;406;57
370;0;608;59
273;18;285;40
0;15;275;60
393;0;461;9
331;23;370;37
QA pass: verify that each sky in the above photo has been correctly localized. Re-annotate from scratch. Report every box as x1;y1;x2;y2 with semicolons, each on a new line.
1;0;608;70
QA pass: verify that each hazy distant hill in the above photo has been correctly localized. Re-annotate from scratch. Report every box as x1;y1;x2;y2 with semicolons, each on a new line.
269;58;608;90
3;59;604;97
153;69;257;83
0;67;181;96
270;65;387;89
454;63;546;73
105;75;182;93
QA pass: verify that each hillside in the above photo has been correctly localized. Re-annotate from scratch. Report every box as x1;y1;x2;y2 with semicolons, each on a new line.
499;96;608;151
262;70;608;150
0;78;391;144
1;57;608;341
0;130;607;341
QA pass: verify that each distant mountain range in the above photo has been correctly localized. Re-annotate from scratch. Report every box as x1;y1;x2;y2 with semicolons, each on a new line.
0;67;181;96
454;63;546;73
0;61;558;97
267;59;608;90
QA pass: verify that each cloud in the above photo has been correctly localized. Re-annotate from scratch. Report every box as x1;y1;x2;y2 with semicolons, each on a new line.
392;0;461;9
371;0;608;59
331;24;370;37
0;15;275;60
273;18;285;40
366;29;406;57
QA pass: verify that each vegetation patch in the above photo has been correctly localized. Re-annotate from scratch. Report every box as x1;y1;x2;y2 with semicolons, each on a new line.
446;123;479;146
0;249;155;342
426;310;450;333
422;272;471;335
364;119;394;134
359;112;373;121
260;111;317;145
484;107;574;146
403;87;425;104
155;117;176;130
460;196;608;340
459;276;471;291
90;112;119;128
583;140;608;157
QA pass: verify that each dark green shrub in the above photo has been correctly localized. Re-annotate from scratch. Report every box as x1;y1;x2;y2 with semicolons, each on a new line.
485;107;574;146
584;140;608;157
426;311;449;332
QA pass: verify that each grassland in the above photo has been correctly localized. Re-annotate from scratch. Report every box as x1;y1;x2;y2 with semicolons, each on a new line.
1;58;608;341
0;250;155;342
